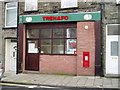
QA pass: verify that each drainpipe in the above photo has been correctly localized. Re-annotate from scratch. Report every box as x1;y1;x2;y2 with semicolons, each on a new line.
16;0;19;74
100;1;105;77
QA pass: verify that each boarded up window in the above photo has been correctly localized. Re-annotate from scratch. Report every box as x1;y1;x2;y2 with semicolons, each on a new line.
61;0;78;8
25;0;38;11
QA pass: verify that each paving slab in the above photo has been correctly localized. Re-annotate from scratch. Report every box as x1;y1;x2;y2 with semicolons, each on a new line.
77;78;88;87
103;78;112;85
111;79;119;87
94;78;103;87
57;77;73;86
49;76;65;86
1;73;120;89
65;77;80;87
85;78;95;87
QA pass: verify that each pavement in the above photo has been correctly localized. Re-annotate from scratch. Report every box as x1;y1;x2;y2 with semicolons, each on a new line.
1;72;120;89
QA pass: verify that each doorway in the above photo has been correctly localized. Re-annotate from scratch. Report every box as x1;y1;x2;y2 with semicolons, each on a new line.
25;23;77;71
106;24;120;76
25;40;39;71
5;39;17;72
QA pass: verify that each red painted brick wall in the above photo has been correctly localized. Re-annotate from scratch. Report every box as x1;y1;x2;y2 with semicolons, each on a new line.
18;23;26;72
77;21;96;76
40;55;77;75
20;21;101;76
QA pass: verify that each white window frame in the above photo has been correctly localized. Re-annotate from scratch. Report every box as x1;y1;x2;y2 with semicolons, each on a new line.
61;0;78;8
5;2;18;27
25;0;38;11
106;24;120;37
116;0;120;4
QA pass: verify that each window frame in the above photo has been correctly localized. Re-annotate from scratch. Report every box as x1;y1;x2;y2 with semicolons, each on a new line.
25;0;38;12
5;2;18;28
61;0;78;8
27;27;77;55
107;24;120;36
111;41;118;56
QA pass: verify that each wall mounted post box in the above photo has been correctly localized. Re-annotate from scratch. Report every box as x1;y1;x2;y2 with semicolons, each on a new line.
83;52;90;67
74;51;77;55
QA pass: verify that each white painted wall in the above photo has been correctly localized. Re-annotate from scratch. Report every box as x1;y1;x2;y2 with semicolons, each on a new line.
5;39;11;71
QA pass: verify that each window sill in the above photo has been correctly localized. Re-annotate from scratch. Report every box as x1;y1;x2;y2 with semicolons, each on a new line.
2;27;17;29
24;10;39;13
59;7;79;10
40;53;77;56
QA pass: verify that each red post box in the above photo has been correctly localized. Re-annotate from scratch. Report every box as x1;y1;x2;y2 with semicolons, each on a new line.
74;51;77;55
83;52;90;67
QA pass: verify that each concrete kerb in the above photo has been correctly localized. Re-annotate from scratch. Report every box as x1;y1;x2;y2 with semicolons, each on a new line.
1;81;119;90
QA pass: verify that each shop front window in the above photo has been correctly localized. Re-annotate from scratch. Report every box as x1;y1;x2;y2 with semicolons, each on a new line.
53;29;64;38
53;39;64;54
41;39;51;54
66;28;76;38
41;29;52;38
27;28;77;55
65;39;77;54
27;29;39;38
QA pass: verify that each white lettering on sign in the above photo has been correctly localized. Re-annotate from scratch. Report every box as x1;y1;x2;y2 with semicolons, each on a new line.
84;14;92;20
26;17;32;22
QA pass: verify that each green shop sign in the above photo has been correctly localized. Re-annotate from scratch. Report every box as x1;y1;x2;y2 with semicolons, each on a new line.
19;12;101;23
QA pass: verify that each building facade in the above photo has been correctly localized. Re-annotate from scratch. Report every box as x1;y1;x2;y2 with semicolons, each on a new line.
0;0;119;77
19;12;101;76
0;2;4;73
104;3;120;77
1;1;18;73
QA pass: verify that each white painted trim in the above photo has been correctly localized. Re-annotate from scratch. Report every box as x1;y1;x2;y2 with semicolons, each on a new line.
5;2;18;27
116;0;120;4
106;24;120;37
105;24;120;76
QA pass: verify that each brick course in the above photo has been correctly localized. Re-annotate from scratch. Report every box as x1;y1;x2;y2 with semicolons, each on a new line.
40;55;77;75
77;21;96;76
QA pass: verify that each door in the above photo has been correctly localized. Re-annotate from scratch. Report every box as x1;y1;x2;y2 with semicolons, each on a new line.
25;40;39;71
106;36;119;75
106;24;120;76
10;42;17;71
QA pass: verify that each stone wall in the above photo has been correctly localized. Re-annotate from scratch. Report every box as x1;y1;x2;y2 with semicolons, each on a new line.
104;3;119;24
19;2;100;14
0;2;3;65
19;2;119;24
18;2;119;76
1;1;119;75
